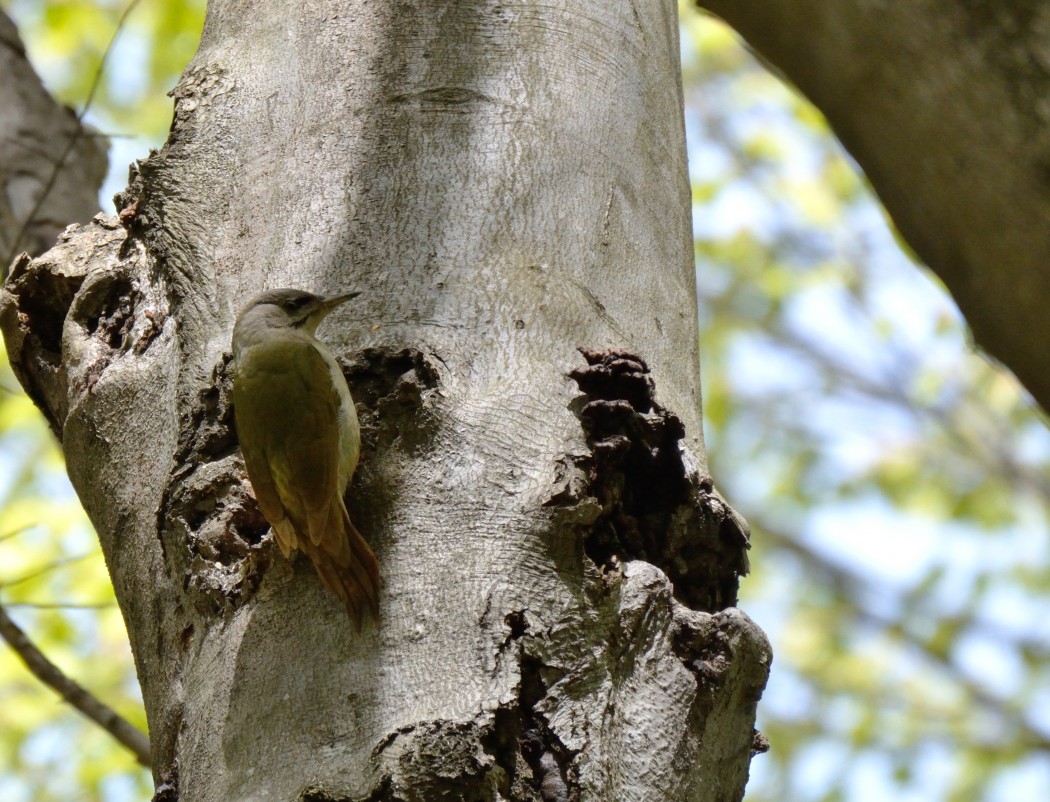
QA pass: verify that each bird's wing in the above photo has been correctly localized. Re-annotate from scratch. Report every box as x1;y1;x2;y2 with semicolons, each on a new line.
263;339;345;548
233;364;299;557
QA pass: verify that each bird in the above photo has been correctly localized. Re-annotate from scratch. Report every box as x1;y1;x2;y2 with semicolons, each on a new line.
231;288;380;628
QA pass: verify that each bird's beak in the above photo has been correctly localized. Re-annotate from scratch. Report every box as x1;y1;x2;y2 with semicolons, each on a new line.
317;291;361;317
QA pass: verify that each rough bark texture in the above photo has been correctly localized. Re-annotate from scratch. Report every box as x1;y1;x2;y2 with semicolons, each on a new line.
1;1;767;801
700;0;1050;413
0;10;107;262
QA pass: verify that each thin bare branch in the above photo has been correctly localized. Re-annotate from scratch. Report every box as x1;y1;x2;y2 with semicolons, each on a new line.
4;601;116;610
0;600;150;766
0;552;97;588
0;524;34;545
753;516;1050;749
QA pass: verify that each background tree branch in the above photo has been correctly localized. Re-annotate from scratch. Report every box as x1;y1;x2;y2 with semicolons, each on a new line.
0;600;151;766
699;0;1050;413
0;9;108;263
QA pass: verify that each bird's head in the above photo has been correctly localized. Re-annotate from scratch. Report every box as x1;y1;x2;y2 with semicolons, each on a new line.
237;288;361;335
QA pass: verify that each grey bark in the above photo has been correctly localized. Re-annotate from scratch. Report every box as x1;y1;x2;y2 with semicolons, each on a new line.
1;2;767;801
699;0;1050;413
0;10;107;262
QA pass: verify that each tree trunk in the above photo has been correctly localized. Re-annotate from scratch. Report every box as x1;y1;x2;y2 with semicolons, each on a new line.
0;2;768;800
700;0;1050;413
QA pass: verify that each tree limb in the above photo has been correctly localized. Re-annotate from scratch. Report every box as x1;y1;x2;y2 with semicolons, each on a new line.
0;10;107;264
697;0;1050;413
0;600;151;767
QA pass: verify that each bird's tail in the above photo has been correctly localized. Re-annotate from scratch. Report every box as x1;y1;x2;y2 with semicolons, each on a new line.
304;499;380;630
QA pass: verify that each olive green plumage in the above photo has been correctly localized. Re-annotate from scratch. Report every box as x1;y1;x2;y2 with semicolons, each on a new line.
232;288;379;628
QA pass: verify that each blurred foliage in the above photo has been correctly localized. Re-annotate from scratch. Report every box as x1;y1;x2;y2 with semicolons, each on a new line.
4;0;207;209
2;2;1049;801
0;349;151;801
5;0;205;139
682;7;1050;802
1;2;204;800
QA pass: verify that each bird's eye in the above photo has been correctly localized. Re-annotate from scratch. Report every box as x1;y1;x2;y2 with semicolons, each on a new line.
284;297;309;311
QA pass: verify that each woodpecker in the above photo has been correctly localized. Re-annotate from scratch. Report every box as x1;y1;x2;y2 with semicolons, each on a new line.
231;288;379;628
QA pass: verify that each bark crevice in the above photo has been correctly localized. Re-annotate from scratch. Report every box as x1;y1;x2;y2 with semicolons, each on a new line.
159;346;268;618
1;231;86;433
557;347;750;613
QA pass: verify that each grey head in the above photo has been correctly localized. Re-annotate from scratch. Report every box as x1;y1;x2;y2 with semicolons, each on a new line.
233;288;360;349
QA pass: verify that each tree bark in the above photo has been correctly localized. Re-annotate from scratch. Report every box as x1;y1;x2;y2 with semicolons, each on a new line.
1;1;767;800
700;0;1050;413
0;9;107;262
